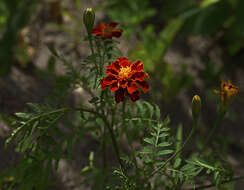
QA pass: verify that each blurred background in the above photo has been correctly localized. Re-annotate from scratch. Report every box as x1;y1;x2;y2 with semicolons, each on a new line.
0;0;243;189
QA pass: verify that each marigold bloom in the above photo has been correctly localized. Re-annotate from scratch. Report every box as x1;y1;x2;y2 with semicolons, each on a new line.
214;80;238;107
92;22;122;40
100;57;149;103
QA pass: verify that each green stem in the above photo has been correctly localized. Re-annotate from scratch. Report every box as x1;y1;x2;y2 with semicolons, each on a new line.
88;34;99;88
88;34;94;55
95;40;103;75
183;176;244;190
147;119;198;179
102;126;107;169
202;108;226;150
74;107;124;170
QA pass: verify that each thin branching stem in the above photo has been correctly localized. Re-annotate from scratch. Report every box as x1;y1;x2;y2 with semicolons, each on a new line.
74;107;124;170
183;176;244;190
202;108;226;151
146;119;198;179
6;107;70;146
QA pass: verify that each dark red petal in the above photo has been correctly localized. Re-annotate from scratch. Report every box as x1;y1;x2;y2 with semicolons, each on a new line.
137;81;149;93
106;69;118;76
102;75;117;85
111;29;122;38
92;23;104;35
112;61;121;71
131;60;144;72
106;61;121;72
110;83;119;92
109;22;119;28
92;28;102;35
100;79;108;90
132;72;146;81
117;57;131;67
127;82;138;94
128;91;140;102
101;76;115;90
119;80;128;88
115;88;125;103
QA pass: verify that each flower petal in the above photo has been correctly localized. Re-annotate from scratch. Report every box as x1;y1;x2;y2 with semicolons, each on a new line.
131;60;144;72
127;82;138;94
106;69;118;76
136;81;149;93
119;80;127;88
132;72;146;81
110;83;119;92
115;88;125;103
106;60;121;72
117;57;131;67
128;91;140;102
111;29;122;38
101;75;117;86
109;22;119;27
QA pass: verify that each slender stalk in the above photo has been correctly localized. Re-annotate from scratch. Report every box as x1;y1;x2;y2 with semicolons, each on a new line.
87;34;99;88
74;107;124;170
95;40;103;75
146;119;198;179
202;108;226;151
183;176;244;190
88;34;95;55
102;126;107;169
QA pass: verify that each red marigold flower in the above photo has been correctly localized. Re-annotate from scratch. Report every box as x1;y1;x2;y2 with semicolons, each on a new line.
92;22;122;40
100;57;149;103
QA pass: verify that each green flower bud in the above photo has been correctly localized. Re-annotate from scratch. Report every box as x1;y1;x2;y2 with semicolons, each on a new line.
83;8;95;34
192;95;201;121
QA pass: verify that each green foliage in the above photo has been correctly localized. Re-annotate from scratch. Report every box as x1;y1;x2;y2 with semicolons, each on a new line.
6;103;69;153
1;2;242;189
106;0;156;35
0;0;37;75
128;19;184;72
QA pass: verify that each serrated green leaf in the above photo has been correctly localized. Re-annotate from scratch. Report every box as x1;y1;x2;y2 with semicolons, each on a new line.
155;105;161;119
30;121;39;137
150;132;157;136
187;158;215;170
15;113;32;119
144;157;153;164
144;102;154;118
160;127;170;132
136;101;145;116
26;103;41;113
5;125;25;146
158;149;174;156
158;133;170;138
155;161;165;166
158;142;172;147
174;158;182;169
181;164;196;172
140;147;153;154
144;137;154;145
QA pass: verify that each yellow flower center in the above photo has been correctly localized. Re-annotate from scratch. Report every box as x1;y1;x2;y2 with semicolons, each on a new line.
119;67;131;79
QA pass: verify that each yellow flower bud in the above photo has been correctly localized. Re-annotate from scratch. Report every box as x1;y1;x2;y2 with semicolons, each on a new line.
192;95;201;121
83;8;95;34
